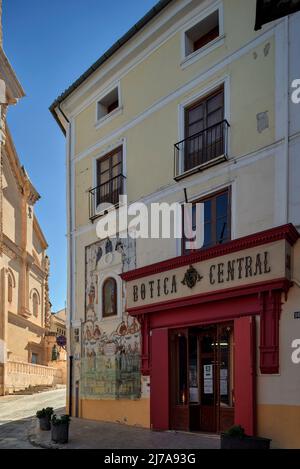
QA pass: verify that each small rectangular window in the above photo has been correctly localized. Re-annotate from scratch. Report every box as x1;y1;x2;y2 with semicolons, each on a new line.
31;353;38;365
97;87;119;121
182;188;231;255
185;10;219;57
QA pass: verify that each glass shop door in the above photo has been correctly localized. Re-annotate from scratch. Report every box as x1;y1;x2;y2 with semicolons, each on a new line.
169;323;234;433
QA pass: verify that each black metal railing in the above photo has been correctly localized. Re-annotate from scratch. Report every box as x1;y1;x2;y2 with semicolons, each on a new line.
174;120;230;180
89;174;126;221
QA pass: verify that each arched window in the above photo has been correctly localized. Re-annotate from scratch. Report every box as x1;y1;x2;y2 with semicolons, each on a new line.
33;292;39;317
102;277;117;318
8;275;13;303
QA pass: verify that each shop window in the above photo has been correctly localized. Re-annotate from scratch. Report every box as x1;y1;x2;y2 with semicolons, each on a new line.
170;324;234;433
102;277;117;318
182;188;231;254
184;10;220;57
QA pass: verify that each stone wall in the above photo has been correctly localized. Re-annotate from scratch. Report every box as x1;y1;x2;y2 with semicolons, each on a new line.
47;360;67;386
5;360;65;393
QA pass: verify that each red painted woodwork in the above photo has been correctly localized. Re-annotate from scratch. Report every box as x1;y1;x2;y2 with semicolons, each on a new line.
121;224;299;432
137;314;151;375
169;329;190;431
259;290;282;373
234;316;256;435
131;280;291;377
121;223;299;281
150;328;169;431
133;278;291;381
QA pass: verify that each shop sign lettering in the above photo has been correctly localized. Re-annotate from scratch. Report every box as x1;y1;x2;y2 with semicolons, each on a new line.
132;251;271;303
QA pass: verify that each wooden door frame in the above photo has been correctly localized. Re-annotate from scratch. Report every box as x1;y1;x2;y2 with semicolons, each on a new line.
216;322;235;432
198;325;218;432
169;321;235;433
169;328;190;431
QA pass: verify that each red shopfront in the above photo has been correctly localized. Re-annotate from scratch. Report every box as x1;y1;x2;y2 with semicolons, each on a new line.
121;224;299;435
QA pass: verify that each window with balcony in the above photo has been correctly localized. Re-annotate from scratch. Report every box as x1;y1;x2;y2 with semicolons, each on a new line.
89;146;125;220
182;188;231;255
96;86;120;122
184;10;220;57
174;86;229;180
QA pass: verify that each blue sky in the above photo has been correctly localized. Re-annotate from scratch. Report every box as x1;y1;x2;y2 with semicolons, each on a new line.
4;0;157;311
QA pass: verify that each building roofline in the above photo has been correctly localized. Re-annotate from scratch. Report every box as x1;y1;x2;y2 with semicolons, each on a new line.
0;48;25;102
5;127;40;205
33;215;48;250
49;0;174;128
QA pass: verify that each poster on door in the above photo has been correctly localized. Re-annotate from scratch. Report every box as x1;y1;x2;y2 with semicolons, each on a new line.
204;364;213;378
220;368;228;396
204;379;213;394
203;364;213;394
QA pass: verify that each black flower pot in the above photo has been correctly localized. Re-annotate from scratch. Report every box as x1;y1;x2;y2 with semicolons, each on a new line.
51;422;69;444
38;416;51;431
221;433;271;449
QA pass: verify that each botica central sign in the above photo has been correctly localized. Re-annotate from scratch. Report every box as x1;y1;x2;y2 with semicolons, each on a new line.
126;240;291;309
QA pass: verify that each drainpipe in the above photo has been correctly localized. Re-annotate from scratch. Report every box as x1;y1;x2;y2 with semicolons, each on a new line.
69;355;73;416
284;16;290;224
58;103;74;416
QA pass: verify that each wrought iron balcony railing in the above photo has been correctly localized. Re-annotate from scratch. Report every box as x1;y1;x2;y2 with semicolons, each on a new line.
89;174;126;221
174;119;230;181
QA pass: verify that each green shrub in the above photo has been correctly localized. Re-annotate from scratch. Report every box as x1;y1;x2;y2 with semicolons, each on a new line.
36;407;54;419
51;414;71;426
225;425;245;438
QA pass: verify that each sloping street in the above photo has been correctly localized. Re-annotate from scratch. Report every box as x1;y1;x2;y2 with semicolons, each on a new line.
0;388;66;448
0;387;220;449
30;418;221;450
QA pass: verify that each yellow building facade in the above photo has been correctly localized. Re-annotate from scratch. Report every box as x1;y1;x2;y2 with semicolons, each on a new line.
51;0;300;448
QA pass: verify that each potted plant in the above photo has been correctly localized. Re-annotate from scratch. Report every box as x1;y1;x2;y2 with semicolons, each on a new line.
36;407;54;431
51;414;71;444
221;425;271;449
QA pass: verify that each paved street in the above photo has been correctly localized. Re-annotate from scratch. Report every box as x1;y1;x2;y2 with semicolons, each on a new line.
30;418;220;449
0;388;220;449
0;388;66;449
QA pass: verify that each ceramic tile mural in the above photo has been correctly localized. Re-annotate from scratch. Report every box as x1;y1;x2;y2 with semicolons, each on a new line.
81;236;141;399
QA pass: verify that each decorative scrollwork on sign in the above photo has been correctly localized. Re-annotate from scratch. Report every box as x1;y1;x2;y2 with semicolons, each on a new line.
181;265;203;289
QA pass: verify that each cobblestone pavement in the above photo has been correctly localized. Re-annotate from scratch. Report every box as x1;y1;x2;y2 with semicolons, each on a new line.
29;417;220;449
0;388;66;449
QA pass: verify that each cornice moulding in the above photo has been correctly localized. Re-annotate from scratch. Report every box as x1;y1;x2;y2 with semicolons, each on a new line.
121;224;299;281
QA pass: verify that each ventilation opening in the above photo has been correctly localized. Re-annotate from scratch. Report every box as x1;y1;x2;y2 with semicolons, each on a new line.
97;87;119;121
185;10;219;56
